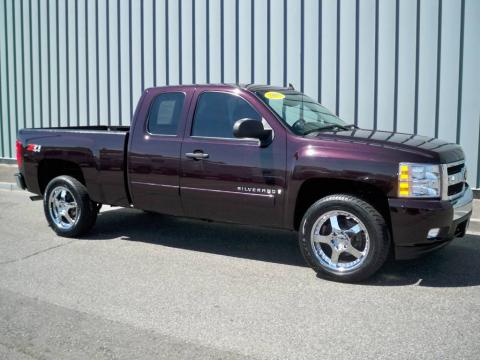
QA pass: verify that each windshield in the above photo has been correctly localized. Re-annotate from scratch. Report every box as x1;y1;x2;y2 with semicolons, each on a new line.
255;89;347;135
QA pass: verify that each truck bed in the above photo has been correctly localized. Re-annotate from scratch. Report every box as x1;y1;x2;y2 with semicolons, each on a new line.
18;126;131;207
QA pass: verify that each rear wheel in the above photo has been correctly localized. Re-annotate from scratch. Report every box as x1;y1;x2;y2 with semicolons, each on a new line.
43;176;97;237
299;194;390;282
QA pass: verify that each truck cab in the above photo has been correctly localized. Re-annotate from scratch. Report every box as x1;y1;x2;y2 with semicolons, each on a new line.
127;85;287;228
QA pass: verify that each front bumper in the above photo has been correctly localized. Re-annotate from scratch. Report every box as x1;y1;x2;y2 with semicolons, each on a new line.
14;172;27;190
389;186;473;260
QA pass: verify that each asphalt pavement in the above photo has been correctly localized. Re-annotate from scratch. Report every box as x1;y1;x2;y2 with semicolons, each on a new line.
1;189;480;359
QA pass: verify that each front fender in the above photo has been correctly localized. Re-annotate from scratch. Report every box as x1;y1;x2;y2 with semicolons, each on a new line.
283;142;398;229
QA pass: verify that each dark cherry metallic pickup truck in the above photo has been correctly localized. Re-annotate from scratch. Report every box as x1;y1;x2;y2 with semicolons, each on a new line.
15;84;473;281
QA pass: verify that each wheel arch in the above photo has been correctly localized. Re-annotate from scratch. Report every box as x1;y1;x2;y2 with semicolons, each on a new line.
293;178;391;233
38;159;86;195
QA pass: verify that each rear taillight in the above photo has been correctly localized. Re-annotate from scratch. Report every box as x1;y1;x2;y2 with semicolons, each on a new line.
16;139;23;169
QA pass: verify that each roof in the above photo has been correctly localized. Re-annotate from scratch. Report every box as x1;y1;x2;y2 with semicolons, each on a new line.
146;83;295;93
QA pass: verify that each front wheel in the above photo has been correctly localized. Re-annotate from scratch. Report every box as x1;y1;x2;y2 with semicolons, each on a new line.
299;194;390;282
43;176;97;237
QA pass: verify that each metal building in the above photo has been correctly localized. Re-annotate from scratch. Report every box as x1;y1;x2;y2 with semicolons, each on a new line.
1;0;479;186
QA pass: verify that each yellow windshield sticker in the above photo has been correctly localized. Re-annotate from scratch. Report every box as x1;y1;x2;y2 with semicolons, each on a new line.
264;91;285;100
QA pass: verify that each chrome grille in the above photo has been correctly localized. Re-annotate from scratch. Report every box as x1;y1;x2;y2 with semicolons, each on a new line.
441;161;466;200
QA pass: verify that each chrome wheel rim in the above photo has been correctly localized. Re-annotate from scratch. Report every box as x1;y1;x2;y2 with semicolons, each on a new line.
48;186;79;230
310;210;370;273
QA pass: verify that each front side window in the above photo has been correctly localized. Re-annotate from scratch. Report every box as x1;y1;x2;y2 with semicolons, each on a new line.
147;92;185;135
191;92;261;138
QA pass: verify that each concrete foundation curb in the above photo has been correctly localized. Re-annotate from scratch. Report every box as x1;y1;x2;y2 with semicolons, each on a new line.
468;219;480;234
0;158;16;165
0;182;18;191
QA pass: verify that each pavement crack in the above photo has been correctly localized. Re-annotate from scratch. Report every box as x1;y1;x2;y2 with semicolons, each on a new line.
0;240;76;265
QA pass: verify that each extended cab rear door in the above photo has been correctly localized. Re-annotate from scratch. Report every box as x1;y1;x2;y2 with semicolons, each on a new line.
127;87;194;215
180;88;287;227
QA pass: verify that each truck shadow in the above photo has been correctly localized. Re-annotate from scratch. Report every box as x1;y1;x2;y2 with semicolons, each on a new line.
89;208;305;266
86;208;480;288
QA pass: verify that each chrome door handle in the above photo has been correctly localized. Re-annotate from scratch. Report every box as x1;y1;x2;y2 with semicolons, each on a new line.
185;152;209;160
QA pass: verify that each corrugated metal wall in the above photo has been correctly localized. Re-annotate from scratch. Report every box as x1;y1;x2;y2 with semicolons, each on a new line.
1;0;479;185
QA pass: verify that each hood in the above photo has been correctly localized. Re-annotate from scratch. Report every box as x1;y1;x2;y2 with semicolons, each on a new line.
307;129;465;164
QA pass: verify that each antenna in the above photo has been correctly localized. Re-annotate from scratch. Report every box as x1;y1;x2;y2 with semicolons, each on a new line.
288;83;295;90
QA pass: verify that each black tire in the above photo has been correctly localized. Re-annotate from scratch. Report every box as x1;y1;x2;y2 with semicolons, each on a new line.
299;194;390;282
43;175;97;237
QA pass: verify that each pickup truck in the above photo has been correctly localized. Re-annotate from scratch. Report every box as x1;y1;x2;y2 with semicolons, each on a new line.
15;84;473;282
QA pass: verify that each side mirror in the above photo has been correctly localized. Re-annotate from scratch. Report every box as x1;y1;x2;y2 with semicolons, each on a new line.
233;118;273;147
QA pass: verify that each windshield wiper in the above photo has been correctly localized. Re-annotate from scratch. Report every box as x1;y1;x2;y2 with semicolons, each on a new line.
303;124;350;135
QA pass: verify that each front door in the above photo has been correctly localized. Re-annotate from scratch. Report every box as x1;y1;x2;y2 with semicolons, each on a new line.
180;89;286;227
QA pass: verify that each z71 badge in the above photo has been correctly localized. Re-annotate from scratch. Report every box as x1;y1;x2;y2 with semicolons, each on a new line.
26;144;42;152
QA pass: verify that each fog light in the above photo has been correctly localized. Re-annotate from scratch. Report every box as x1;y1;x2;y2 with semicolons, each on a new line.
427;228;440;239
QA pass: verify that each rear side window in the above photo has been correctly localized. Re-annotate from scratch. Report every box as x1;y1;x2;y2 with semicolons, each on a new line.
191;92;261;138
147;92;185;135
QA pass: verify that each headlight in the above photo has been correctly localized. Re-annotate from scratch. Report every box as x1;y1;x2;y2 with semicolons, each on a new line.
398;163;441;198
